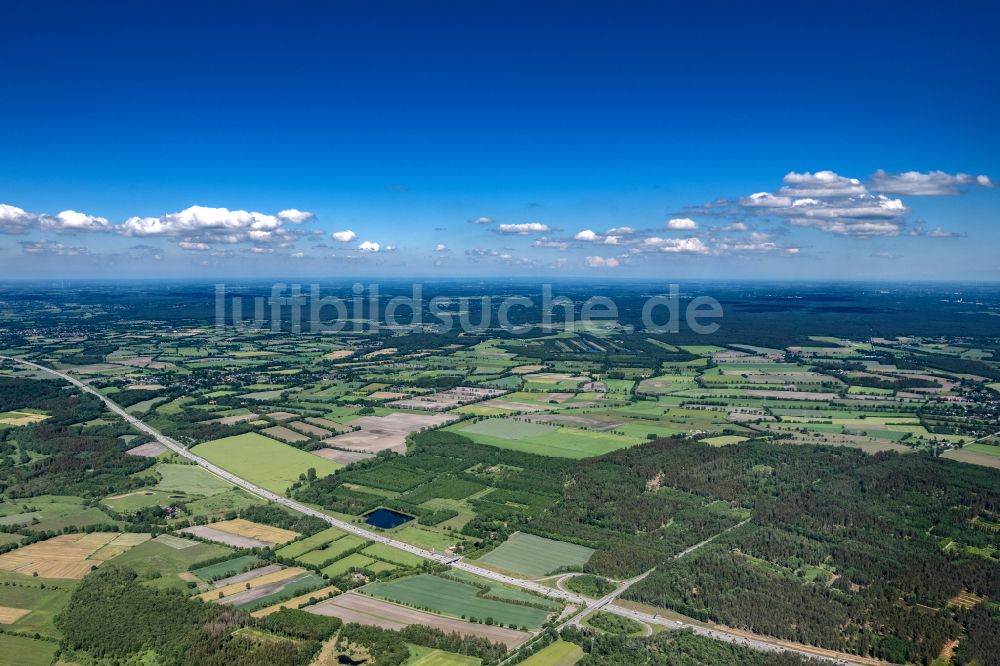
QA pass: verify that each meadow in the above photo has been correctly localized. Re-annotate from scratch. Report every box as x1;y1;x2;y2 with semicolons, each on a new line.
194;432;341;494
476;532;594;577
360;574;552;629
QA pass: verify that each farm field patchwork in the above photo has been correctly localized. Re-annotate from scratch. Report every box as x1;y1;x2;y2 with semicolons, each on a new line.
0;532;150;579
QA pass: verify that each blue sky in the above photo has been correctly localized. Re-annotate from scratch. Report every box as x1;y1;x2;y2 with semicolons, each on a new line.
1;1;998;280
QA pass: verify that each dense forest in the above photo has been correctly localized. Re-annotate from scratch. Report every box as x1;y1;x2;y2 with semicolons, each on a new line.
585;439;1000;663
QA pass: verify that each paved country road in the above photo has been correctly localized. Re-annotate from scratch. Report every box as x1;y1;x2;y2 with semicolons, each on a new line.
1;355;882;665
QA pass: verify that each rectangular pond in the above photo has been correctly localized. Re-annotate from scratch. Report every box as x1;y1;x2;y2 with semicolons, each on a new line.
364;507;413;530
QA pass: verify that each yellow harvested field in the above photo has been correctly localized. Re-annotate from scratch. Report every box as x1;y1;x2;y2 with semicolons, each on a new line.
251;585;340;617
323;350;354;360
0;411;49;426
0;532;150;579
511;365;545;374
362;347;397;358
368;391;408;400
198;566;306;601
208;518;298;545
0;606;31;624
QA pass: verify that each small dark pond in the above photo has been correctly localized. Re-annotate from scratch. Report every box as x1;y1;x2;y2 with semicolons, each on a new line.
364;507;413;529
337;655;367;665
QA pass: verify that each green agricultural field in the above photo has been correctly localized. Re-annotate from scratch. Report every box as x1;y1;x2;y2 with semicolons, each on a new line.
194;433;341;494
6;495;121;533
702;435;749;447
361;573;552;628
108;536;233;577
477;532;594;577
361;542;425;567
0;571;74;639
321;553;377;577
237;571;326;610
519;639;583;666
102;489;182;513
190;555;261;581
448;420;637;459
405;644;481;666
154;463;234;496
963;443;1000;457
0;633;58;666
461;419;558;440
294;534;368;568
183;488;266;520
276;526;348;559
393;524;461;552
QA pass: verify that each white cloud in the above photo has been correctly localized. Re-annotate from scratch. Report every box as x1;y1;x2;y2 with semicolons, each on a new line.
291;251;306;258
740;192;792;208
496;222;550;235
738;172;909;238
358;241;381;252
469;216;495;224
277;209;315;223
870;169;996;195
20;240;91;256
666;217;698;230
642;236;710;253
779;170;867;197
532;238;569;250
0;204;37;234
434;243;448;252
466;248;529;264
714;232;800;255
606;226;635;235
120;206;282;237
786;194;907;237
925;226;962;238
178;241;210;251
722;222;749;232
39;210;111;234
575;228;624;244
585;255;620;268
790;218;903;237
331;229;358;242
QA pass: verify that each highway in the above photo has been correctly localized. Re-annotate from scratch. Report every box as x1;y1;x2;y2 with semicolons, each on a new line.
2;355;881;664
0;355;586;605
